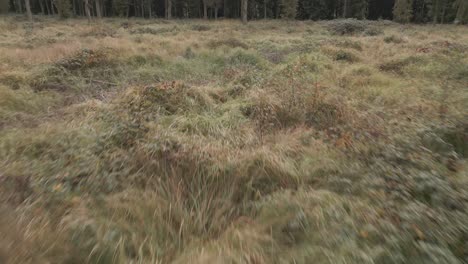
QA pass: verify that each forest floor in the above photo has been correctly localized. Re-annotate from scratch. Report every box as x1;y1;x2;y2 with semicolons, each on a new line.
0;16;467;264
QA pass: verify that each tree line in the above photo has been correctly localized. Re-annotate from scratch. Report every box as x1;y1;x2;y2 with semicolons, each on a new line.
0;0;467;24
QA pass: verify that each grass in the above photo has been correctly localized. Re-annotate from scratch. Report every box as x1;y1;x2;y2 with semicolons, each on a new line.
0;15;467;264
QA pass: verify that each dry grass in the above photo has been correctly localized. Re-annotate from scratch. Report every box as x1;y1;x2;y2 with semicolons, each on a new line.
0;15;467;264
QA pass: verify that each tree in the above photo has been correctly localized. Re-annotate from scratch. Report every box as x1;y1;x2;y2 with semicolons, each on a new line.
343;0;348;17
166;0;172;18
84;0;92;21
113;0;128;16
394;0;413;22
25;0;33;21
349;0;368;19
0;0;9;13
298;0;330;20
454;0;468;23
202;0;208;18
413;0;430;22
280;0;297;18
241;0;248;22
431;0;442;23
16;0;23;14
95;0;102;19
55;0;72;18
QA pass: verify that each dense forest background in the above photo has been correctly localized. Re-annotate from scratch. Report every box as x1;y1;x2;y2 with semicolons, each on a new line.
0;0;467;25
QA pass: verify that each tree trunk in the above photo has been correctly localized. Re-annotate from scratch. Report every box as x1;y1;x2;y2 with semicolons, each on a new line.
141;0;145;18
55;0;62;17
134;0;138;17
96;0;102;19
50;0;55;15
39;0;45;14
215;6;218;19
224;0;227;17
165;0;172;19
84;0;91;21
126;0;130;17
45;0;51;15
241;0;248;23
455;0;466;24
441;1;447;24
343;0;348;18
25;0;32;22
264;0;266;19
433;0;439;24
203;0;207;19
148;0;152;18
18;0;23;13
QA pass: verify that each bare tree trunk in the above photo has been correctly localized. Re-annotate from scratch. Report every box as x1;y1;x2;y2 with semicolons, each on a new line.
54;0;63;17
455;0;466;24
78;0;83;16
433;0;440;24
72;0;76;16
203;0;207;19
126;0;130;17
25;0;32;22
50;0;56;15
96;0;102;19
134;0;138;17
18;0;23;13
343;0;348;18
224;0;227;17
45;0;51;14
141;0;145;18
241;0;247;23
203;0;208;19
148;0;152;18
215;6;218;19
167;0;172;19
441;2;447;24
84;0;92;21
39;0;45;14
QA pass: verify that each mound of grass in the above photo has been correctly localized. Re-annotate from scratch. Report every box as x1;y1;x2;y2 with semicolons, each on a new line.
384;34;405;44
123;81;213;116
56;48;113;71
379;55;424;74
190;24;211;31
335;40;363;51
208;38;249;49
326;19;367;35
334;50;360;62
130;26;179;35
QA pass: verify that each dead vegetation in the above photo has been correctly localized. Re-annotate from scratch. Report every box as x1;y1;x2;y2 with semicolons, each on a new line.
0;16;467;264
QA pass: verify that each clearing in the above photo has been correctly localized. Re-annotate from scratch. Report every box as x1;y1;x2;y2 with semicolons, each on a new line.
0;17;467;263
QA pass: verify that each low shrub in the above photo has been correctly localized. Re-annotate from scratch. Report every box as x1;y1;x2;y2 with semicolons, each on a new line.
379;56;422;74
384;35;405;44
123;81;212;117
326;19;367;35
191;24;211;31
227;49;265;68
363;27;383;36
130;26;179;35
336;40;363;51
207;38;249;49
334;50;359;62
55;48;112;71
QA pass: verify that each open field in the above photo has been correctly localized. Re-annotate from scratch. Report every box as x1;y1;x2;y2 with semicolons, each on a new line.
0;16;467;263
